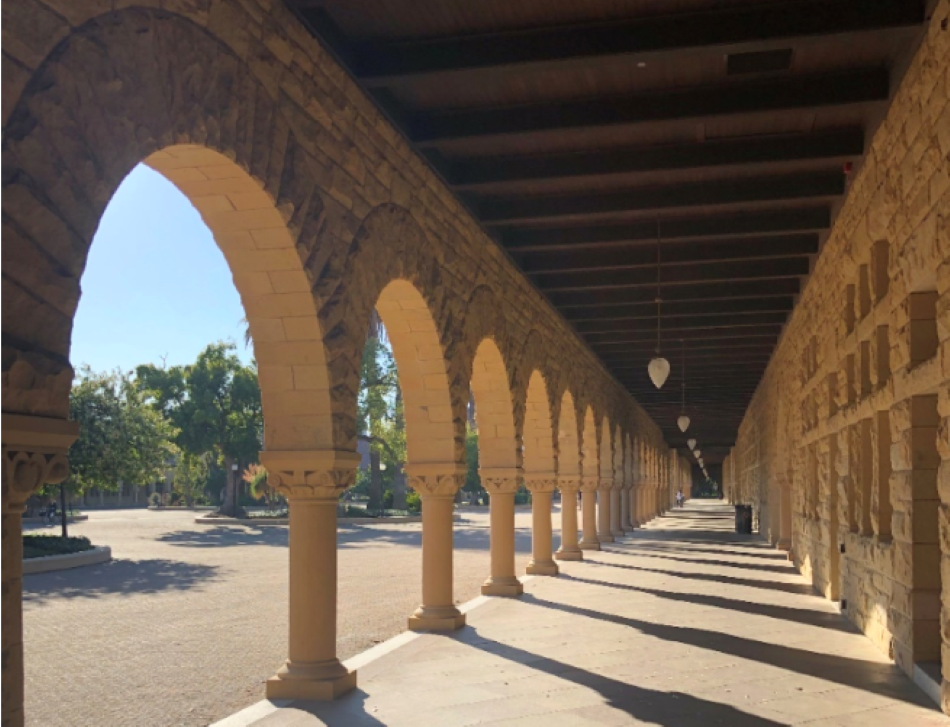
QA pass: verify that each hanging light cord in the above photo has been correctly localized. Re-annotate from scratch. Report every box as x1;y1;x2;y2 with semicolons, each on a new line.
655;216;662;355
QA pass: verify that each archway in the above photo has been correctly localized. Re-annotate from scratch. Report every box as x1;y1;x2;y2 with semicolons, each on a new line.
523;370;558;575
597;417;616;543
374;279;465;631
554;390;583;561
469;337;522;596
580;406;600;550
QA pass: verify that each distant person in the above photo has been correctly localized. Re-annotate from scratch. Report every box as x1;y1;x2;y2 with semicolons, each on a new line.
676;489;684;508
46;499;57;526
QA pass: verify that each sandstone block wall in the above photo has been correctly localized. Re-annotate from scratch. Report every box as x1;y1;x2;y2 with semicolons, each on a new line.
724;0;950;708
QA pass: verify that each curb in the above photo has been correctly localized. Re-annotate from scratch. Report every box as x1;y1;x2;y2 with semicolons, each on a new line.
23;545;112;575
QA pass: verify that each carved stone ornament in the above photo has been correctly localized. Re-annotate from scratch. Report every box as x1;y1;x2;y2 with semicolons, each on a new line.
579;476;600;493
524;477;558;494
597;477;616;491
407;472;465;498
259;450;360;501
556;478;580;493
481;477;521;494
2;414;79;513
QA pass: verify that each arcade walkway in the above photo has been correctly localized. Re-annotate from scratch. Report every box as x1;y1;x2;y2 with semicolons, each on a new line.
221;501;947;726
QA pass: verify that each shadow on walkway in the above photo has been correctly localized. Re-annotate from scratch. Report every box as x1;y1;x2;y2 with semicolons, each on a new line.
23;559;221;603
520;593;935;708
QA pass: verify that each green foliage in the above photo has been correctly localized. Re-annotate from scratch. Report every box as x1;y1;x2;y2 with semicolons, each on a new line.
382;489;394;509
174;452;210;507
464;426;481;493
242;463;271;502
405;490;422;513
53;367;178;498
514;486;532;505
148;492;162;507
137;342;262;464
23;535;93;559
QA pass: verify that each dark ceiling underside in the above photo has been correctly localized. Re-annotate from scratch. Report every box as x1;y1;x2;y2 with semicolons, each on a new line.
286;0;928;464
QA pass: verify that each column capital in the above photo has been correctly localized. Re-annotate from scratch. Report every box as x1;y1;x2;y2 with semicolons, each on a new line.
579;476;600;493
556;477;580;493
2;414;79;513
405;462;467;498
523;475;558;494
597;477;615;491
260;449;360;501
480;467;522;494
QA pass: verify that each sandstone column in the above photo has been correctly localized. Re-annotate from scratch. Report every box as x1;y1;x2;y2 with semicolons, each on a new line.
525;476;559;575
611;485;625;537
628;485;640;528
261;450;359;700
597;480;615;542
580;476;601;550
3;415;79;727
481;469;524;597
555;479;583;561
406;464;467;630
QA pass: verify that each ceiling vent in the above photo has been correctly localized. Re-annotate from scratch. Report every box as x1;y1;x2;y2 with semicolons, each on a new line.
726;48;793;75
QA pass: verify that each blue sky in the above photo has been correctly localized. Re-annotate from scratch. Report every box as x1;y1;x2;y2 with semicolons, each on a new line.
71;164;253;373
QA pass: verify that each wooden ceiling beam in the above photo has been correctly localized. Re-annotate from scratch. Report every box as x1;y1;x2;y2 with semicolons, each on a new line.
517;234;818;273
565;296;795;321
550;278;801;307
577;311;789;335
537;257;810;291
470;171;844;223
412;69;888;145
343;1;923;82
449;128;864;187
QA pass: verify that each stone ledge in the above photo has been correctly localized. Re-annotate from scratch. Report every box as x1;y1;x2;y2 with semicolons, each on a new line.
23;545;111;575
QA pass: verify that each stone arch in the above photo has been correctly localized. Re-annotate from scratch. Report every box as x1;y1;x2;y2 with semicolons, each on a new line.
374;280;456;466
557;390;581;477
581;406;598;479
470;337;518;470
599;417;614;482
625;432;634;485
2;10;337;450
523;370;556;476
318;203;466;459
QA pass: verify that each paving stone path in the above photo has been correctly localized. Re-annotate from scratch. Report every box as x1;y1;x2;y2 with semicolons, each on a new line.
22;506;531;726
228;501;949;727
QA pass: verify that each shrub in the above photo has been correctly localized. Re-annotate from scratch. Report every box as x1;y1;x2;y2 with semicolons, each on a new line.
23;535;93;559
148;492;162;508
382;489;394;509
405;491;422;513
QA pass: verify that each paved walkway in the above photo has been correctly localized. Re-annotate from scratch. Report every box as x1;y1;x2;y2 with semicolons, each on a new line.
225;501;948;727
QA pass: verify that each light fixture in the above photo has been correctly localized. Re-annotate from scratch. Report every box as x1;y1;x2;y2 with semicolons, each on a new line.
698;458;704;467
677;339;690;432
647;217;669;389
687;438;696;450
694;449;701;459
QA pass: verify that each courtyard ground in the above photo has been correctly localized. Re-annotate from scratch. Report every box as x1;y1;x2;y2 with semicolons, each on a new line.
22;505;532;726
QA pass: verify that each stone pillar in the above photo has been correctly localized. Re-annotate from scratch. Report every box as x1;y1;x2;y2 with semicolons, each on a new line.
611;485;624;537
597;479;615;543
261;450;359;700
406;464;467;630
525;476;559;575
3;415;79;727
580;477;601;550
555;479;583;561
629;485;641;528
481;469;524;597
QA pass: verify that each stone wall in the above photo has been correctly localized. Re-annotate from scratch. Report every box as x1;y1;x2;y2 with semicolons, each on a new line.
725;0;950;708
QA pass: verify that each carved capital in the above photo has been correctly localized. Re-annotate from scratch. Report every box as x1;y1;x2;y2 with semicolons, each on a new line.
556;478;580;493
259;450;360;501
524;476;558;494
579;476;600;493
597;478;615;492
481;477;521;494
405;462;467;499
2;414;79;513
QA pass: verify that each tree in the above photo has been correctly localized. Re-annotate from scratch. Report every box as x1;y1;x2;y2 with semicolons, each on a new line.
53;367;178;536
137;342;262;516
173;453;209;507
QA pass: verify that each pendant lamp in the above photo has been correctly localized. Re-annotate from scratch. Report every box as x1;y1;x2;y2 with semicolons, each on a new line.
694;449;701;459
687;438;696;450
676;339;690;432
648;217;669;389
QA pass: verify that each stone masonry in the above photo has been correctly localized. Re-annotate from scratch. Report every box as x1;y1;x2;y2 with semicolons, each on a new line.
723;0;950;711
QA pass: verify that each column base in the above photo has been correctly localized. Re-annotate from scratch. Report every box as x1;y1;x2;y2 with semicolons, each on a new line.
598;532;615;543
555;548;583;561
776;538;791;551
481;577;524;597
408;606;466;631
265;660;357;701
611;528;626;538
526;560;559;576
579;539;601;550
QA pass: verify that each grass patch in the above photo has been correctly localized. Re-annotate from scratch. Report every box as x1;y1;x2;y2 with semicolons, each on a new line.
23;535;94;559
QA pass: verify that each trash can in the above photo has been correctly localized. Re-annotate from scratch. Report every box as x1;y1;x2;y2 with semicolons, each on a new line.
734;505;753;534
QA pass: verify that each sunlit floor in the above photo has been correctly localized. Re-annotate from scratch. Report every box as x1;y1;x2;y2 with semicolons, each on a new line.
225;501;948;727
22;506;528;726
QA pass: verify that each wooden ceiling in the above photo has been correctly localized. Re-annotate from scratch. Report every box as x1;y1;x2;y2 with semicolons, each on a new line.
286;0;929;464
